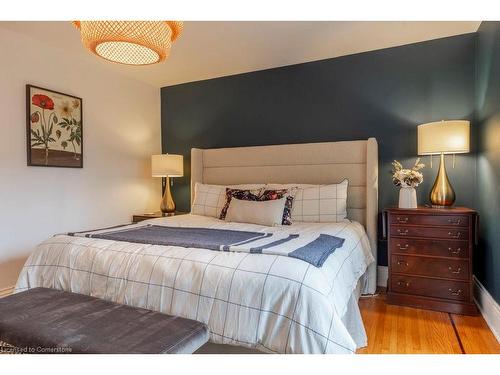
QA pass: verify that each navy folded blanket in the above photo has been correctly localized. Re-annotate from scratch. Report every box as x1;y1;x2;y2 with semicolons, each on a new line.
70;225;345;267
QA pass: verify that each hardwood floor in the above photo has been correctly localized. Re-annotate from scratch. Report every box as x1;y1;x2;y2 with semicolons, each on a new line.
452;314;500;354
357;291;500;354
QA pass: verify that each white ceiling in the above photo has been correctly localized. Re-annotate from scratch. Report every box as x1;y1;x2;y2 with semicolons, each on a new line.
0;21;481;88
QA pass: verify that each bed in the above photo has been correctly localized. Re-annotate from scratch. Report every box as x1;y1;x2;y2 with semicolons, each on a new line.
15;138;378;354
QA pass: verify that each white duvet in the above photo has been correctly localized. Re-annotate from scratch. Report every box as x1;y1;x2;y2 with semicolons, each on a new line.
15;214;374;354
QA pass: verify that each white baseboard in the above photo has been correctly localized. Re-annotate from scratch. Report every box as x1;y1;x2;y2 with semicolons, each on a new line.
473;276;500;344
0;286;14;298
377;266;388;287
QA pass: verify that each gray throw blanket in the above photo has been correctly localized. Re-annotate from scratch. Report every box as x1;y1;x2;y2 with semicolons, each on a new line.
70;225;345;267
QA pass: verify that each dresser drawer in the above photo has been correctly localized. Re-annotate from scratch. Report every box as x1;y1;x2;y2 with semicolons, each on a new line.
389;238;468;258
389;214;469;227
390;225;469;240
391;255;469;280
390;275;469;301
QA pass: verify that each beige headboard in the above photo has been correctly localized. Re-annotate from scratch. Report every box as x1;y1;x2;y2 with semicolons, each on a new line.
191;138;378;294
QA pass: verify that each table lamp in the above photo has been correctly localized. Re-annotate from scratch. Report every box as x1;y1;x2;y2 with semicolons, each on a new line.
417;120;470;207
151;154;184;215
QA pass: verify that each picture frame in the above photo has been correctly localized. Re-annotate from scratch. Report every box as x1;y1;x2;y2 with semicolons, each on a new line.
26;84;83;168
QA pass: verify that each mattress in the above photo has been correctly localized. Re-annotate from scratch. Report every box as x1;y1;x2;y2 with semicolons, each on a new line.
15;214;374;354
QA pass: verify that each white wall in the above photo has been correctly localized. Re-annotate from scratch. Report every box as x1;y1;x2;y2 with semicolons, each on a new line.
0;27;161;289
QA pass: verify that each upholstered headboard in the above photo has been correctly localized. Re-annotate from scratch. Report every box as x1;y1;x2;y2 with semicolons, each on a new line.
191;138;378;294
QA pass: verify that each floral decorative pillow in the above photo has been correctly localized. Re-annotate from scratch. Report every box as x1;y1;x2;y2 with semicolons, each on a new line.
219;188;296;225
191;183;265;218
219;188;264;220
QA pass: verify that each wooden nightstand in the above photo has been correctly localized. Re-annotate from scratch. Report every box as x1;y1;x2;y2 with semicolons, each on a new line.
132;211;188;224
384;207;478;315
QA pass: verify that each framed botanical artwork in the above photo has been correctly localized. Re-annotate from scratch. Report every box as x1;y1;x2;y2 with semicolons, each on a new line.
26;85;83;168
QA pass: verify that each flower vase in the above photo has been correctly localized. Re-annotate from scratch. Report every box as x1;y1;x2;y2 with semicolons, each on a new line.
399;186;417;209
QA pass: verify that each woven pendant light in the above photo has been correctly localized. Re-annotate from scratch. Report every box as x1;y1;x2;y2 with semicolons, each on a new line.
73;21;183;65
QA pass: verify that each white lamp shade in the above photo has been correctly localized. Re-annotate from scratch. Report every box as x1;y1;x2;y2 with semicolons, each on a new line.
151;154;183;177
417;120;470;155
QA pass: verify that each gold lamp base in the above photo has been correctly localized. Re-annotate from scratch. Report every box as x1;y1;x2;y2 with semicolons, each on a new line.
160;176;176;215
430;153;456;207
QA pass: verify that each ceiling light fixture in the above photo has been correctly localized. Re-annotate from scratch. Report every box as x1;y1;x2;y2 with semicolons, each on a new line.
72;21;183;66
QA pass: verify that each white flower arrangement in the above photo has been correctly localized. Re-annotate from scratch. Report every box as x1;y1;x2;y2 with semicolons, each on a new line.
391;158;425;188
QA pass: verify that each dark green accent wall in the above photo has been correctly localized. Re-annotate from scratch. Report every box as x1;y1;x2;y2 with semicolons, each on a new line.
161;33;477;267
476;22;500;303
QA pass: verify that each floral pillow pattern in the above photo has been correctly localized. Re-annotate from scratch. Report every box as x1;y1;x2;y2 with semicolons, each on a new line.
219;188;296;225
219;188;264;220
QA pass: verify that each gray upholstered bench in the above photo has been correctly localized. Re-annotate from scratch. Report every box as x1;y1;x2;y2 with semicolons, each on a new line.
0;288;208;354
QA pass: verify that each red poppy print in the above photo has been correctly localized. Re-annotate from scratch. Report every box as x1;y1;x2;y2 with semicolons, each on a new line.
28;86;83;168
32;94;54;110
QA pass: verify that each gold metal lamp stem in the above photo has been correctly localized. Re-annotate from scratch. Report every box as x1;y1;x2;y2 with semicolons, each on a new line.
430;153;456;207
160;176;176;215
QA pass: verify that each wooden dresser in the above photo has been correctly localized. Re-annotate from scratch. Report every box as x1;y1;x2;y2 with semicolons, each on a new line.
384;207;478;315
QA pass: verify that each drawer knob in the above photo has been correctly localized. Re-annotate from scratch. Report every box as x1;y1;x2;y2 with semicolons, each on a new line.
448;218;462;225
397;260;409;267
449;247;461;255
449;288;462;296
397;217;409;223
448;266;462;274
397;281;410;287
397;229;409;236
448;231;462;239
397;243;409;250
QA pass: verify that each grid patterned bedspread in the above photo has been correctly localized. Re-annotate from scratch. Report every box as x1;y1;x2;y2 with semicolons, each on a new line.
15;214;374;354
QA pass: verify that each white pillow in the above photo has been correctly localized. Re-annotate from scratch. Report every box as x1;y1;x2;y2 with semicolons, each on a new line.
191;182;265;218
265;180;349;223
225;197;287;226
